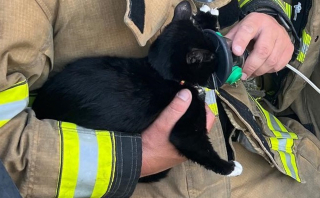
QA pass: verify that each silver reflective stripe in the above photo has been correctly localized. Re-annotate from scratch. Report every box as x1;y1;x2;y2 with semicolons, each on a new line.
0;98;28;120
252;96;301;182
74;126;99;198
205;89;216;104
301;44;308;54
268;113;291;138
277;139;297;180
269;112;297;178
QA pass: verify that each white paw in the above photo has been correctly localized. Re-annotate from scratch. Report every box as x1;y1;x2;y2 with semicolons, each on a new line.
227;161;243;177
200;5;211;13
210;8;219;16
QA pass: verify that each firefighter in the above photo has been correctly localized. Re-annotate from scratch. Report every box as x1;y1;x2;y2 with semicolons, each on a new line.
0;0;319;197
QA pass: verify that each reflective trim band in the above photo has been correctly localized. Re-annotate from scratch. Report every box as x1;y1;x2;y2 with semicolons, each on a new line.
263;107;297;139
58;122;80;197
0;100;29;121
205;88;218;115
270;137;299;181
91;130;115;198
273;0;286;14
297;30;312;63
57;122;115;198
238;0;252;8
0;120;9;128
0;80;28;127
252;97;301;182
284;2;292;19
238;0;291;18
74;126;98;197
0;81;28;104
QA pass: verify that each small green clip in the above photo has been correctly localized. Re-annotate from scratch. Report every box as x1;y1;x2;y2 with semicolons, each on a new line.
226;66;242;85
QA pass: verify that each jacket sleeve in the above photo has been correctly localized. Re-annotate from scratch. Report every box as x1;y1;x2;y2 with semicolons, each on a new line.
0;1;141;198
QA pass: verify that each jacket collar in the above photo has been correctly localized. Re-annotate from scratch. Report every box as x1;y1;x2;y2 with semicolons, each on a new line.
124;0;173;46
124;0;231;46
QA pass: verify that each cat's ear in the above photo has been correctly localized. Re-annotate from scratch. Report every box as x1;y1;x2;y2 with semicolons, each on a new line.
172;1;192;22
186;49;215;64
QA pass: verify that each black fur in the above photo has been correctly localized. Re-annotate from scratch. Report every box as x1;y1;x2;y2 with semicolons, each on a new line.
32;1;236;182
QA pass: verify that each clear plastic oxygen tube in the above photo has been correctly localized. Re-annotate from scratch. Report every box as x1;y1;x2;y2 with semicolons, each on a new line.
285;64;320;94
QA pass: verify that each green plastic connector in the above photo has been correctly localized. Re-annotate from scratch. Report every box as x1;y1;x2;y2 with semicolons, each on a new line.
216;32;223;37
226;66;242;84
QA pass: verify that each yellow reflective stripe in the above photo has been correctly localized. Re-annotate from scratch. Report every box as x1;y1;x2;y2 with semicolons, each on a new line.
91;130;114;198
297;30;312;63
254;98;297;139
270;137;294;153
279;150;293;177
204;88;218;115
0;81;28;105
57;122;115;198
238;0;292;19
269;137;292;177
238;0;252;8
290;147;300;181
0;80;29;127
274;117;287;132
274;118;298;139
251;96;301;182
0;120;10;128
284;2;292;18
58;122;80;197
273;0;286;13
238;0;291;18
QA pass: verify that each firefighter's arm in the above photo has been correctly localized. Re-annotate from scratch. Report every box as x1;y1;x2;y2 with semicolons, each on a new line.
224;0;297;78
0;2;142;197
1;2;212;197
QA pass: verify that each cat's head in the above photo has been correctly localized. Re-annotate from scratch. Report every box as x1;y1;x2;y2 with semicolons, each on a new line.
148;1;218;86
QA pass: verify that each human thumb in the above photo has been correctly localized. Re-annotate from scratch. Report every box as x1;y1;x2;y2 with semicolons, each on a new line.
154;89;192;132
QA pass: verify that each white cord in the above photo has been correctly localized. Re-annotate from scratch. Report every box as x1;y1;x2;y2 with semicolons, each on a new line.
285;64;320;94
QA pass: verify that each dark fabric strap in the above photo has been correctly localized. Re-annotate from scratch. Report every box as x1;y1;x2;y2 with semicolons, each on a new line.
219;89;274;158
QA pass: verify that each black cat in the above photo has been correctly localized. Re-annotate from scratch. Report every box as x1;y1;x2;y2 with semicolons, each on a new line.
32;1;242;182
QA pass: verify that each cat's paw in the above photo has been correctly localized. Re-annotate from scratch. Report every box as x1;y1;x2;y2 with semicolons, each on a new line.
227;161;243;177
200;5;219;16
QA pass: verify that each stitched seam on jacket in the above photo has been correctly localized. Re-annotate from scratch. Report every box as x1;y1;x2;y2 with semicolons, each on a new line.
26;116;39;198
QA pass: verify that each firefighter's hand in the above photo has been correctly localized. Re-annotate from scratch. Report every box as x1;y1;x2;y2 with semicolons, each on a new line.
140;89;215;177
225;12;294;79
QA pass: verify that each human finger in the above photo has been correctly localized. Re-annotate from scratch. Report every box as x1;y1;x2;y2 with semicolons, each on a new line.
225;17;259;56
242;26;277;78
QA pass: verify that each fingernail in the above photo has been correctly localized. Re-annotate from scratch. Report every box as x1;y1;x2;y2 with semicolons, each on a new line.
234;46;243;54
241;73;247;80
177;89;190;101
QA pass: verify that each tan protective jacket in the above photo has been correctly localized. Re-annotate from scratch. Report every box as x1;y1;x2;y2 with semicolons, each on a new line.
1;0;320;198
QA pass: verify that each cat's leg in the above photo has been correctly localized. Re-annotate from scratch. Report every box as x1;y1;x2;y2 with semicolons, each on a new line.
169;94;242;176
